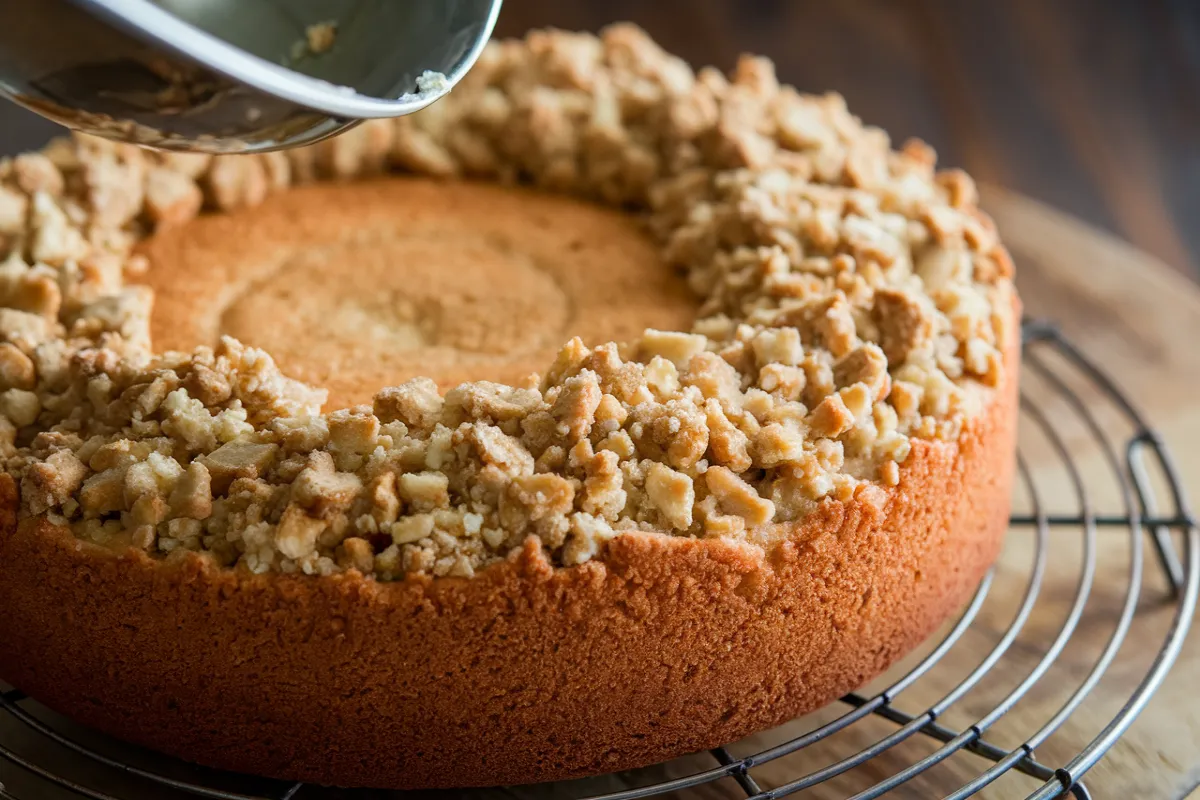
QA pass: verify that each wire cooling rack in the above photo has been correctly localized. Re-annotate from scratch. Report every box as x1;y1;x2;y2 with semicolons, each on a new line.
0;319;1196;800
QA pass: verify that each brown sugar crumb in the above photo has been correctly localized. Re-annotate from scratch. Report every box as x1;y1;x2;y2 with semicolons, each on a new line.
705;399;753;472
374;378;444;432
644;462;694;530
275;504;325;560
704;466;775;528
398;472;450;512
292;452;361;515
338;536;375;573
144;166;203;226
200;441;278;493
872;288;937;364
1;25;1013;579
168;462;212;519
21;450;87;515
305;21;338;55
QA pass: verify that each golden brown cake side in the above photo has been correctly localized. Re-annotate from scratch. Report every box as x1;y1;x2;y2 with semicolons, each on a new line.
0;311;1016;789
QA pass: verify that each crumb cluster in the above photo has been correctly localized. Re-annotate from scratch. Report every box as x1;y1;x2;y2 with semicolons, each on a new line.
0;26;1014;579
304;21;338;56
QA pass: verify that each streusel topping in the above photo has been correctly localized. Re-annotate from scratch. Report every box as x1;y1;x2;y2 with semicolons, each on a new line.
0;26;1014;579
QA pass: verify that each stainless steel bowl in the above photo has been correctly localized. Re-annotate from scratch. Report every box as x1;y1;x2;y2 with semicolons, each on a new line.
0;0;502;152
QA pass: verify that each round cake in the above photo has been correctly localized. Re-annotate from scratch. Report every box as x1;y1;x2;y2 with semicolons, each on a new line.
0;25;1019;789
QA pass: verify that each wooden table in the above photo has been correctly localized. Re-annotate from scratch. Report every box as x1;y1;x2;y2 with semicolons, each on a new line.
2;4;1200;798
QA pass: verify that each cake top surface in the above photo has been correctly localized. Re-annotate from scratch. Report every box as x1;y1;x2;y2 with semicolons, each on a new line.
140;178;699;410
0;25;1014;580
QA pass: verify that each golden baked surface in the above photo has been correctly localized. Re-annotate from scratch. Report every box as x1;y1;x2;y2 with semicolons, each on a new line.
0;25;1015;581
141;179;698;409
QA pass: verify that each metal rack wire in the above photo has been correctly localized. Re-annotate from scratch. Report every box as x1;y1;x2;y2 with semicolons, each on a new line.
0;320;1195;800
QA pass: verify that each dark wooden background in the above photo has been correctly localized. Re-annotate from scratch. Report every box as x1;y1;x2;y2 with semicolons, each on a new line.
3;0;1198;281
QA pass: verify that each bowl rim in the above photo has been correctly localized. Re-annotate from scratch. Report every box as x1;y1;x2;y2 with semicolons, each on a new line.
73;0;503;119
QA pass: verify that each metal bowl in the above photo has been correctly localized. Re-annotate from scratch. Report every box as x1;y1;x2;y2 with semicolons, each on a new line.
0;0;502;153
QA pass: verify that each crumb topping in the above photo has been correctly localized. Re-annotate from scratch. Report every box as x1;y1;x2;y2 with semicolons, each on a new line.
304;21;338;57
0;26;1014;579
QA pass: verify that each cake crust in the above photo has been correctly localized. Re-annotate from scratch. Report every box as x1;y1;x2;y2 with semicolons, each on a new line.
0;318;1016;788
